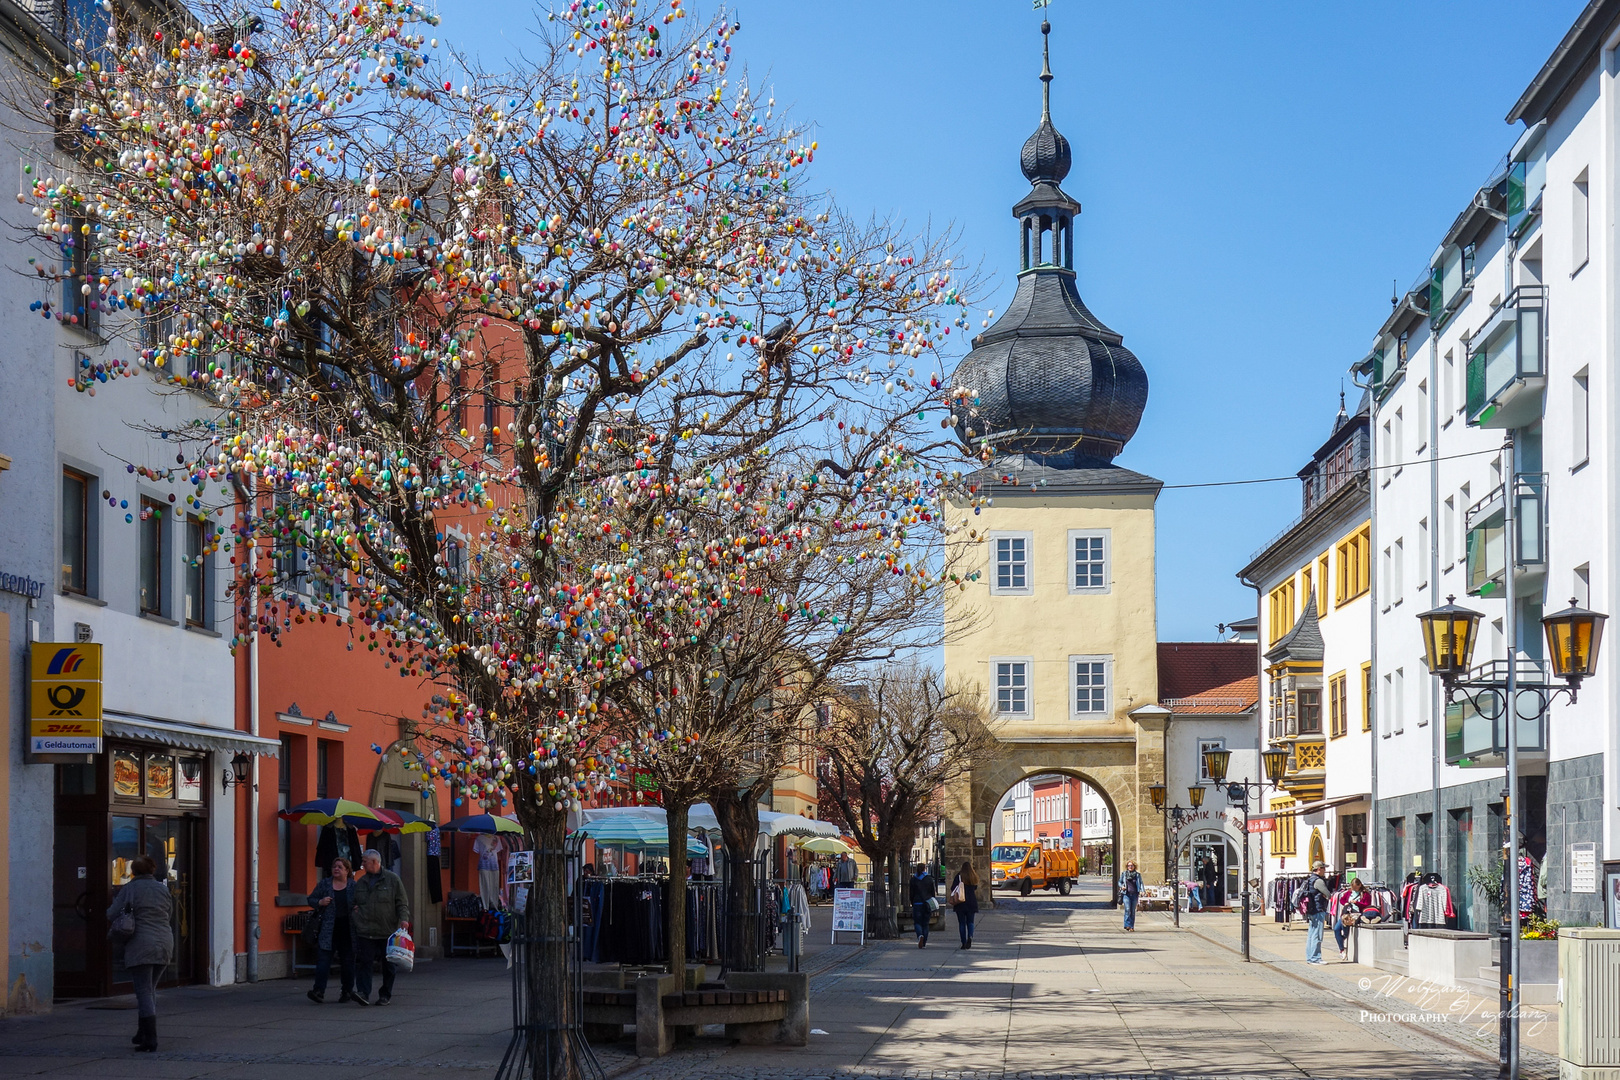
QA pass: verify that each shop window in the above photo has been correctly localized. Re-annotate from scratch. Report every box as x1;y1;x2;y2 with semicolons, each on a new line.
1385;817;1406;877
177;758;203;804
112;748;143;800
1197;739;1226;782
138;498;166;616
315;740;329;799
61;467;93;595
1271;799;1297;856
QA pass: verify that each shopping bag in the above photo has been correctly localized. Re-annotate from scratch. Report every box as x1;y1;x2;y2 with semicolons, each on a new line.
108;903;136;945
949;881;966;906
386;923;415;974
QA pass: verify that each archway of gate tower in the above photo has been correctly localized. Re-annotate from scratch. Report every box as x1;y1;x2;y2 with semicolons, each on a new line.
985;771;1117;886
942;736;1165;909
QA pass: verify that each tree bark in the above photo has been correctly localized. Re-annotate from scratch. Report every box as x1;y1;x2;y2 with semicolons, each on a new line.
522;807;576;1080
664;800;690;978
713;791;763;972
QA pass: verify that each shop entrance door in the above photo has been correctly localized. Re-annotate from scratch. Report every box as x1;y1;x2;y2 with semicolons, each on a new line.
110;814;202;989
53;820;100;997
1192;838;1226;907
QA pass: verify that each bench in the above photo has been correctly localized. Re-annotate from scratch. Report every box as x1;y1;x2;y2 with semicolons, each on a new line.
1407;928;1491;989
582;972;808;1057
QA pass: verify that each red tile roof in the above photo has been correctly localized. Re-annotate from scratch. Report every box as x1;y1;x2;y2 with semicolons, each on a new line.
1157;642;1259;715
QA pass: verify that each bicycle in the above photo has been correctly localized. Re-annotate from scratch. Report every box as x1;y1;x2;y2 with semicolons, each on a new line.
1246;877;1264;914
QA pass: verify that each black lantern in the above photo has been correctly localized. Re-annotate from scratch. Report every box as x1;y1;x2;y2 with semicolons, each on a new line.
1417;595;1483;685
1187;784;1205;809
1542;598;1607;689
1261;747;1290;784
222;751;253;792
1202;746;1231;785
1148;783;1166;811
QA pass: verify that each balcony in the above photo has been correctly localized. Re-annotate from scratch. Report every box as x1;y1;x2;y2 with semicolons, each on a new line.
1465;286;1545;428
1443;658;1550;768
1464;474;1547;597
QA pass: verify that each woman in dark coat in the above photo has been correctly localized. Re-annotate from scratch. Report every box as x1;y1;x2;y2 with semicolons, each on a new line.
106;854;174;1052
306;857;357;1004
949;862;981;949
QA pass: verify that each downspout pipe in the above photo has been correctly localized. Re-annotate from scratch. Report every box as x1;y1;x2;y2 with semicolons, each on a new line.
247;489;261;983
1430;328;1443;875
1351;361;1379;884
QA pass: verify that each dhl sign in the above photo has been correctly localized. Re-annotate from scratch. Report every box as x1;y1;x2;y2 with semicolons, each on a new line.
31;643;103;754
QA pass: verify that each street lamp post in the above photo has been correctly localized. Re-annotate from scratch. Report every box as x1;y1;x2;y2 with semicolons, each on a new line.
1416;593;1606;1080
1202;746;1291;963
1148;783;1208;929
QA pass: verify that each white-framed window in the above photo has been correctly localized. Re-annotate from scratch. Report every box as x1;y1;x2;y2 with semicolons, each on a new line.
1067;529;1110;594
1197;738;1227;782
1070;655;1111;717
991;658;1032;717
989;531;1032;595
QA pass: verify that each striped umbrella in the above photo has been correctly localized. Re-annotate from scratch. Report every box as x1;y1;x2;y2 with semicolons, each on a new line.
381;808;437;834
437;813;525;836
277;798;392;829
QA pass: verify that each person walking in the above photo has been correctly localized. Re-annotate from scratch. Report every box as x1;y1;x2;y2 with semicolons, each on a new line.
351;848;410;1005
1297;859;1334;964
306;857;357;1004
1118;860;1143;931
908;863;934;948
107;854;174;1052
948;862;980;949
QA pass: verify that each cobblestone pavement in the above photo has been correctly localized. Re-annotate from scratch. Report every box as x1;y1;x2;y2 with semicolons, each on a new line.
0;880;1535;1079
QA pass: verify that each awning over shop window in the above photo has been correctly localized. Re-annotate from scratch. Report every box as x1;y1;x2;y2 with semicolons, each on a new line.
1288;793;1368;816
103;712;282;757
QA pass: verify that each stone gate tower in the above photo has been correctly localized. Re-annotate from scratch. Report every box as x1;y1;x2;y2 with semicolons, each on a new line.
942;19;1163;904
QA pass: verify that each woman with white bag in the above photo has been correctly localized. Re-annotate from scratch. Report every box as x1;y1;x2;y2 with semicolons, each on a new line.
948;862;980;950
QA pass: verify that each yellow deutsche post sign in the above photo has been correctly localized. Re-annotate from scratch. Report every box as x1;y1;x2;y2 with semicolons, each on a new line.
30;643;103;753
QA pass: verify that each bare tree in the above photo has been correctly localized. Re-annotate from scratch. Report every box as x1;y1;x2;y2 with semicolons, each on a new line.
817;666;996;937
6;1;980;1073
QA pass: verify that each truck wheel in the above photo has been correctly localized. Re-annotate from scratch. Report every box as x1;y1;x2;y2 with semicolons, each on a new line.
1057;879;1072;896
1019;877;1032;897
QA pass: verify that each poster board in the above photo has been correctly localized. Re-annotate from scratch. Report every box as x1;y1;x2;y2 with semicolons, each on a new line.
506;850;534;886
831;887;867;945
1605;862;1620;930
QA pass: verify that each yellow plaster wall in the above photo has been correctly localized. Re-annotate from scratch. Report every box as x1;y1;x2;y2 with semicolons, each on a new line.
943;492;1159;737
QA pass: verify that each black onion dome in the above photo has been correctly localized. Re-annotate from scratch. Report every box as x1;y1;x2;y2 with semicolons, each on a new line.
1020;120;1071;185
951;18;1148;467
952;273;1148;464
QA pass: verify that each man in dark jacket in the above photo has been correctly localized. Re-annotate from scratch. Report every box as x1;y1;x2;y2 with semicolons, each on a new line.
352;849;410;1005
908;864;934;948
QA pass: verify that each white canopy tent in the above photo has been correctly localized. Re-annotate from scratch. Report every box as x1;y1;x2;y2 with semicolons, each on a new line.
575;804;839;842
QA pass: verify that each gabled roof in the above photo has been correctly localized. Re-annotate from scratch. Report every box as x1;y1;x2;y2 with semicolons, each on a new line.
1265;595;1324;665
1158;642;1258;715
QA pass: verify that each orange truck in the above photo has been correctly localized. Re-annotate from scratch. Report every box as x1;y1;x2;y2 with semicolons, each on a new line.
990;843;1078;895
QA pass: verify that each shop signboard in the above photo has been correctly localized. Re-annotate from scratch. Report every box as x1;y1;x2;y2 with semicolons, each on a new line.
30;642;103;754
1247;817;1276;834
831;887;867;945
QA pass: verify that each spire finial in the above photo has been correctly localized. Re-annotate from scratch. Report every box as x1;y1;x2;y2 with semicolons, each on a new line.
1040;20;1053;122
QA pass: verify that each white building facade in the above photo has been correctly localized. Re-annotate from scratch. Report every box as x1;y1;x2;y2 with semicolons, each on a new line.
1;4;274;1010
1240;398;1374;903
1363;1;1620;930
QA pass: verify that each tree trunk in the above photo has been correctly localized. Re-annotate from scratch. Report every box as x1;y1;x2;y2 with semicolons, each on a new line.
664;800;689;978
863;846;898;939
713;791;763;972
521;806;577;1080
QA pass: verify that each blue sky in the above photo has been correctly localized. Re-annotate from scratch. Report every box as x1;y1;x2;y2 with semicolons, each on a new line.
436;0;1585;640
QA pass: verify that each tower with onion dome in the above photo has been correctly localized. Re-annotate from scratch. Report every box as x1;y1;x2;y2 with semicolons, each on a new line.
942;20;1169;908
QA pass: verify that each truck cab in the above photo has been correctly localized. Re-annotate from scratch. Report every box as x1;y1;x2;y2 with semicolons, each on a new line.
990;843;1076;896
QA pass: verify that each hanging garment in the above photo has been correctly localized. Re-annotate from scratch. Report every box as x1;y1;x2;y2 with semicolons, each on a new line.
315;824;362;874
475;834;505;908
1415;882;1457;929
